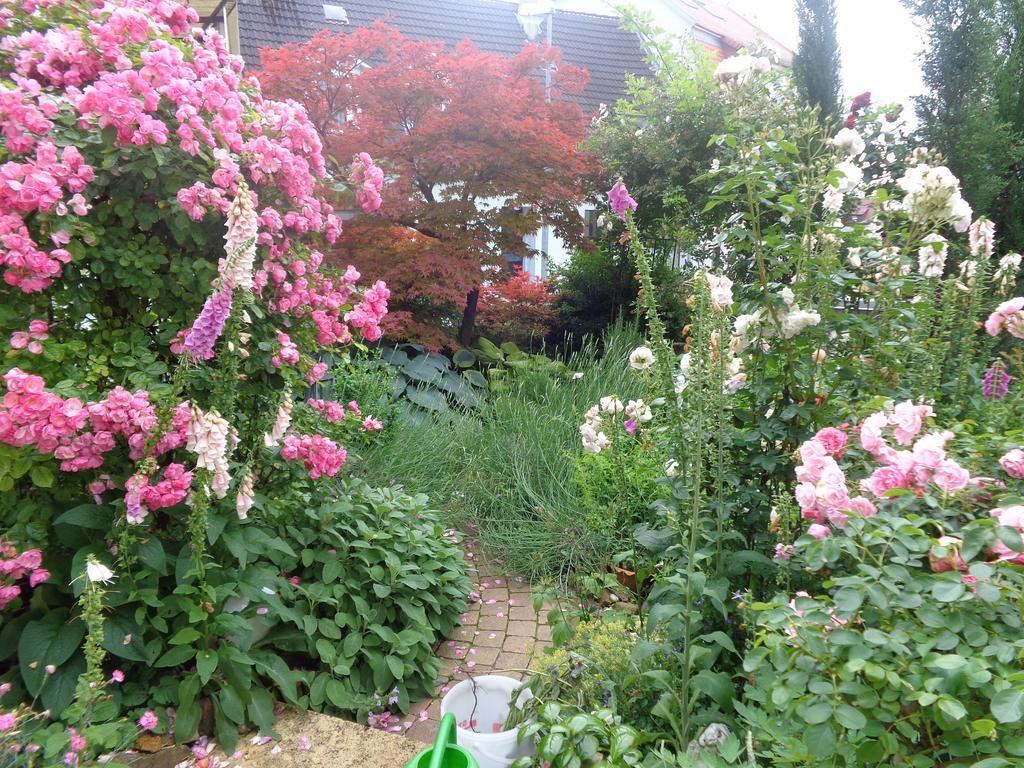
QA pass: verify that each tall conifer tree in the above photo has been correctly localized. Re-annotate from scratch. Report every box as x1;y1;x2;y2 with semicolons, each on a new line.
793;0;842;121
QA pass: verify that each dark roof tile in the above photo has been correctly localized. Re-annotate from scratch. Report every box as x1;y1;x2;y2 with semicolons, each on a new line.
237;0;650;113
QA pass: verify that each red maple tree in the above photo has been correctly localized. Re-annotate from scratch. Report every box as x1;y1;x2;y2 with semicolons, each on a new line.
477;267;559;347
259;22;594;349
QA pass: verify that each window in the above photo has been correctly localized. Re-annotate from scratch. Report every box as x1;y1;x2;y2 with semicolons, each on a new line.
323;3;347;21
505;253;524;272
583;208;600;239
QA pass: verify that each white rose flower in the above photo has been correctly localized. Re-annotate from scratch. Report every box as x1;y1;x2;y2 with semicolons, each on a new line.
835;160;863;193
665;459;680;477
832;127;865;157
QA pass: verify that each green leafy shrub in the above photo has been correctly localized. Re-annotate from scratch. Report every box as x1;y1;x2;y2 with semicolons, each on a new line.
510;703;647;768
519;617;670;736
256;480;470;719
573;427;670;557
553;245;688;343
744;510;1024;767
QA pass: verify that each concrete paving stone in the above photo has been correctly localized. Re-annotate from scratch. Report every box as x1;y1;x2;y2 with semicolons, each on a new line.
494;651;531;673
459;611;480;626
508;605;536;621
474;631;504;647
466;645;501;666
409;698;442;721
481;588;509;601
536;624;552;641
437;643;471;660
478;615;508;631
506;620;536;637
450;626;480;642
405;718;438;745
502;635;535;655
480;601;507;616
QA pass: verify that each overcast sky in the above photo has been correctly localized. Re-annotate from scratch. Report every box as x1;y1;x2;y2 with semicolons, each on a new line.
725;0;926;110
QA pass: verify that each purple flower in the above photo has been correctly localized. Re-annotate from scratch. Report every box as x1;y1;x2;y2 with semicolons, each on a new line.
607;180;637;220
624;418;637;435
983;362;1011;400
184;288;233;360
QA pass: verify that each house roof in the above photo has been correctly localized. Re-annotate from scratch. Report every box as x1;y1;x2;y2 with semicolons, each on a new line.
676;0;793;65
236;0;651;113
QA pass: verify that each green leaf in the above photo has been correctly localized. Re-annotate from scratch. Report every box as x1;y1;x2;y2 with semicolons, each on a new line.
19;614;86;696
835;704;867;730
248;687;278;737
169;627;202;645
29;464;54;487
452;349;477;368
932;580;966;602
175;674;202;744
342;632;362;657
385;655;405;680
991;689;1024;724
799;701;833;725
220;685;247;724
805;723;836;758
406;387;448;412
327;679;354;710
996;526;1024;552
41;653;85;717
197;651;218;685
136;537;167;575
938;696;968;721
154;645;196;668
54;504;109;530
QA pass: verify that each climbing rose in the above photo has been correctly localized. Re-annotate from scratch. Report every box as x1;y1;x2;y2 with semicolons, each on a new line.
350;152;384;213
138;711;158;731
280;434;346;479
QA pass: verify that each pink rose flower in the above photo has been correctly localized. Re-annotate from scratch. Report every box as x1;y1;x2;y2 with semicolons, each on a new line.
814;427;847;457
933;459;970;493
999;448;1024;479
137;711;158;731
846;495;877;517
867;466;909;497
889;400;932;445
807;523;830;540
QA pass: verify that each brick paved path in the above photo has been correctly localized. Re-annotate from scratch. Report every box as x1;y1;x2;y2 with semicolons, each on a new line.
402;539;554;745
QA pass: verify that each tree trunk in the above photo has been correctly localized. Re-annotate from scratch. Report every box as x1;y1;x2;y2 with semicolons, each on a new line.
459;287;480;346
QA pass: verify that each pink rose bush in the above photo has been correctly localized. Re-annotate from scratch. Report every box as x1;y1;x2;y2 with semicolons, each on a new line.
0;0;411;747
789;402;985;545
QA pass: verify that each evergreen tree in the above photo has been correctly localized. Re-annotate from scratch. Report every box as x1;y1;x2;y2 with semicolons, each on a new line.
903;0;1016;226
793;0;842;120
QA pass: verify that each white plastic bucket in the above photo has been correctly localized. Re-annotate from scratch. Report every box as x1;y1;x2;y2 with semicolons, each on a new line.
440;675;535;768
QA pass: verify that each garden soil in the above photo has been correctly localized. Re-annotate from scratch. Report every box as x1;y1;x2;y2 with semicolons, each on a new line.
233;709;423;767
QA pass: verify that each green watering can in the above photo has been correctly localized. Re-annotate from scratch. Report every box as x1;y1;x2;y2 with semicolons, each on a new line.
404;713;479;768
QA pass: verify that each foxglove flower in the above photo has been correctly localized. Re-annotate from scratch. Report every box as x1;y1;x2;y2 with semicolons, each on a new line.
607;180;637;220
183;288;232;360
983;362;1011;400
